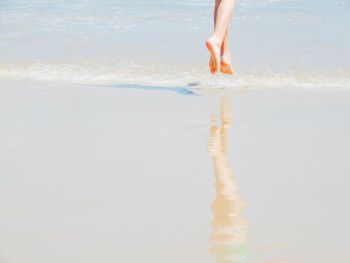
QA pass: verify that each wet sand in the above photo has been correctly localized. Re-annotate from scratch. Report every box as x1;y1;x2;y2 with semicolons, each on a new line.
0;80;350;263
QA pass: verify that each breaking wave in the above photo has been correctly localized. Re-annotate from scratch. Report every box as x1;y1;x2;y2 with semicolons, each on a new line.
1;61;349;90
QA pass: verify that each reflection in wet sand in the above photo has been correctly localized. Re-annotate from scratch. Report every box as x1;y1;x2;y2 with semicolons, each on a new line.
208;96;248;263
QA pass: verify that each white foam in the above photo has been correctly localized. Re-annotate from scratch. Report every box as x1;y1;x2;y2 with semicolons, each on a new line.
0;61;349;90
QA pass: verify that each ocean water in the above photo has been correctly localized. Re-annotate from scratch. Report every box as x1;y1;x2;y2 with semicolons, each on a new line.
0;0;350;87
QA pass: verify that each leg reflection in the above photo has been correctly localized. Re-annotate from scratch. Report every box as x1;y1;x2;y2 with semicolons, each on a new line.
208;96;248;263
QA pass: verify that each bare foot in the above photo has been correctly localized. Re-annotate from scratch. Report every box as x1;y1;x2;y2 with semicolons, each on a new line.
206;36;221;74
220;51;234;75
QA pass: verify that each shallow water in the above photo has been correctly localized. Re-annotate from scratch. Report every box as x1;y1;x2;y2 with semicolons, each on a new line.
0;81;350;262
1;0;350;88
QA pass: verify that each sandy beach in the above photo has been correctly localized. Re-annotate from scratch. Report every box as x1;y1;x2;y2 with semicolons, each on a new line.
1;80;349;262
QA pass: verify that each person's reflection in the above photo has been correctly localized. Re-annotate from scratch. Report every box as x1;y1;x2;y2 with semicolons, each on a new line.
208;96;248;263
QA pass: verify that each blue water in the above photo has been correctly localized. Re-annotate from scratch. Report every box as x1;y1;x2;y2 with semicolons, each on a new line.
0;0;349;88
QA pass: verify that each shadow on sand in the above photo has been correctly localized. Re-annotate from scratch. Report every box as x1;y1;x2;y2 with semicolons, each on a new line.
94;82;200;96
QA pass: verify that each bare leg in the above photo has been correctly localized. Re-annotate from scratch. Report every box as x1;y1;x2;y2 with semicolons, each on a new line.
212;0;236;45
220;30;234;74
206;0;236;74
215;0;232;72
207;0;223;74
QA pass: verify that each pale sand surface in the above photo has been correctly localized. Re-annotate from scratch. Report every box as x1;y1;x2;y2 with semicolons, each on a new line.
0;81;350;263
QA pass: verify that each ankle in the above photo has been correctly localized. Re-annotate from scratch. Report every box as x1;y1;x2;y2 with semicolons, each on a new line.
208;35;222;47
221;49;231;57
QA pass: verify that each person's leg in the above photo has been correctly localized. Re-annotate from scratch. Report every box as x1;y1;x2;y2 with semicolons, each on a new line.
220;29;233;74
207;0;236;74
208;0;222;74
215;0;232;72
214;0;230;57
212;0;236;45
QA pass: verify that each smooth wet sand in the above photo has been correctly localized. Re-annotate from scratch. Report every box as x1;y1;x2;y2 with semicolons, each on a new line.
0;81;350;263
